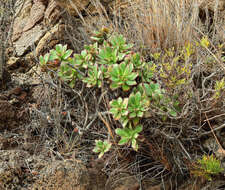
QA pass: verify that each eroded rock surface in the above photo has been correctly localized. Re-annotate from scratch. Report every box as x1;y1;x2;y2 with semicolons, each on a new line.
12;0;63;57
14;25;45;56
0;150;31;189
22;0;46;32
32;160;107;190
0;150;49;190
12;0;33;41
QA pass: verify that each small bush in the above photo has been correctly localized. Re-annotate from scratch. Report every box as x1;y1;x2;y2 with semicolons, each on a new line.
192;155;224;181
40;28;184;154
39;28;225;183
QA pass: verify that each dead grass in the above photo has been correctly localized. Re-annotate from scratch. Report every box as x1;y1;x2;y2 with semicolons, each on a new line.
62;0;224;53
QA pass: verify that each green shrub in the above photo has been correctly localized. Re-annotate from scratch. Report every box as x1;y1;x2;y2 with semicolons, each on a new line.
192;155;224;181
39;28;192;157
115;124;143;151
93;140;112;158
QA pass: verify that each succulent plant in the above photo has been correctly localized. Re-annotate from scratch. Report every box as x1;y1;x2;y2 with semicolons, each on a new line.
110;62;138;91
127;92;149;120
93;140;112;158
82;64;103;88
49;44;73;62
115;124;143;151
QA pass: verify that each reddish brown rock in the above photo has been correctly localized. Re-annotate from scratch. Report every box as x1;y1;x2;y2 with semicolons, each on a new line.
0;101;15;121
32;160;107;190
9;87;23;96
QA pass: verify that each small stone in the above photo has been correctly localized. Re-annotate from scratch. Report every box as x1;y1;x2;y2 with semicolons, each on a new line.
10;87;23;95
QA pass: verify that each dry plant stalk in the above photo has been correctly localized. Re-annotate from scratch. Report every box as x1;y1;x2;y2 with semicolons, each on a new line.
204;113;225;156
128;0;202;50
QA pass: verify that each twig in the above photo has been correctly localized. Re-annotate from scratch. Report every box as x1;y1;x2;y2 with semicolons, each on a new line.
200;122;225;137
203;113;225;122
177;139;191;160
97;111;115;143
97;111;122;157
204;113;225;153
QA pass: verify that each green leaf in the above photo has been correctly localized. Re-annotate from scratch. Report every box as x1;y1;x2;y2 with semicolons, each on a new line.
122;84;130;91
123;98;129;107
118;52;126;60
118;138;129;145
121;110;129;116
136;92;142;101
93;140;112;158
49;51;59;61
137;111;143;117
169;110;177;117
110;99;119;106
55;44;63;53
129;112;137;118
131;139;139;151
133;117;139;126
62;49;73;60
126;80;137;86
44;53;50;63
121;117;129;127
39;55;46;66
134;125;143;134
115;128;128;137
81;50;87;57
110;82;120;90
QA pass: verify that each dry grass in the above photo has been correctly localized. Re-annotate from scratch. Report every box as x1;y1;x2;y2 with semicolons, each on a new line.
61;0;224;53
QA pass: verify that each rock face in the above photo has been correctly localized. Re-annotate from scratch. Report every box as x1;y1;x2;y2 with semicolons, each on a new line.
12;0;62;57
0;150;31;189
22;0;46;32
14;25;45;56
11;0;225;58
12;0;33;41
32;160;107;190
